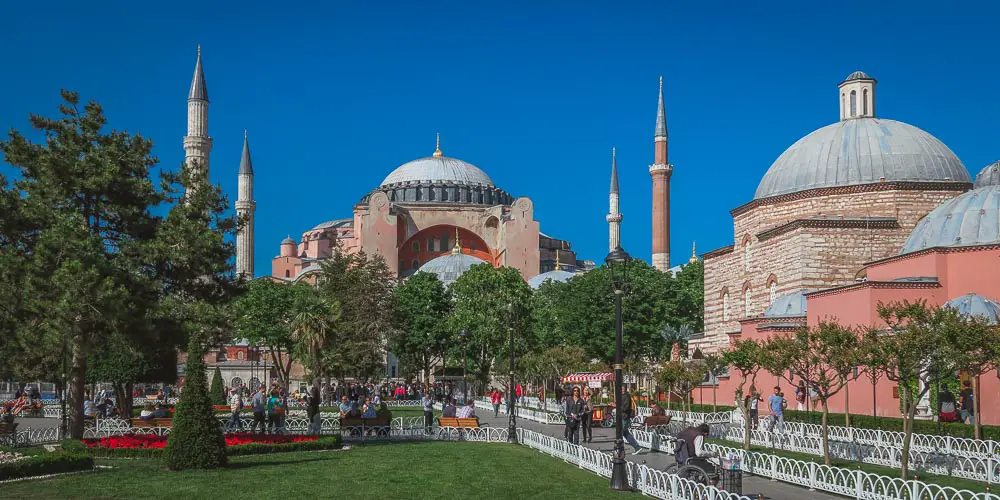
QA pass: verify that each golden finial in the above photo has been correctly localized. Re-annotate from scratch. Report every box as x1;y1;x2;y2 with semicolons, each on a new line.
659;75;663;92
554;249;562;271
433;133;443;157
689;241;698;264
451;227;461;255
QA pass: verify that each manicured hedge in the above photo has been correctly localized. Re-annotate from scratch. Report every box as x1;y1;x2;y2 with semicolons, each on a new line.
0;452;93;481
64;435;344;459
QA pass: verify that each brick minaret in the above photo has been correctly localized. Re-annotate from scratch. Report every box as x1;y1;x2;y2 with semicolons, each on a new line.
606;147;622;252
184;45;212;191
649;76;672;271
236;131;255;278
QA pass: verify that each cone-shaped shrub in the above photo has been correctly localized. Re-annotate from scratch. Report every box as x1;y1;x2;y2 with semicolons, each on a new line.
209;366;226;405
164;335;227;470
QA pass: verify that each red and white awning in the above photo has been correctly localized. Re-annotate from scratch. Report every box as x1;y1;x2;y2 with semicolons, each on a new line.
562;372;614;383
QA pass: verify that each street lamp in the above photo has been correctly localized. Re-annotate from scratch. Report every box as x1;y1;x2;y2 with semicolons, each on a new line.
507;303;518;444
460;328;469;404
605;245;632;491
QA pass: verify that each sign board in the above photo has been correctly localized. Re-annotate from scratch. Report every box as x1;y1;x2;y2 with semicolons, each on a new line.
588;380;602;389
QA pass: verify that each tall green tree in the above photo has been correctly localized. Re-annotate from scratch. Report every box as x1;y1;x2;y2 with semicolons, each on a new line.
391;272;452;382
448;264;533;393
164;334;227;470
290;289;341;388
722;339;763;451
658;359;705;425
673;259;705;332
233;279;313;389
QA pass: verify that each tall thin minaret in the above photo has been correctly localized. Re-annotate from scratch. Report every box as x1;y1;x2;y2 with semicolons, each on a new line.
606;147;623;252
184;45;212;186
649;76;672;272
236;131;255;278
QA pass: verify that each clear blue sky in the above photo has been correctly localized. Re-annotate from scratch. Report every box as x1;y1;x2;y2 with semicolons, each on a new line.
3;1;998;276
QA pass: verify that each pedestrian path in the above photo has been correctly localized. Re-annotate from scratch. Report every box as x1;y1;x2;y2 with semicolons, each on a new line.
475;410;842;500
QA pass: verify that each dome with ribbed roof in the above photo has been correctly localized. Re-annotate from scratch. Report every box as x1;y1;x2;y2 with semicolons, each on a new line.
901;184;1000;253
943;294;1000;325
763;290;809;317
754;118;969;199
381;156;495;188
974;161;1000;189
416;252;487;287
843;70;873;82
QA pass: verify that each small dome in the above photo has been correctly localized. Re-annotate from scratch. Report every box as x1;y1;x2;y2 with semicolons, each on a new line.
281;236;296;245
527;270;575;289
763;290;809;317
974;161;1000;189
416;252;487;287
381;156;494;188
901;185;1000;253
843;70;873;82
943;294;1000;325
755;118;969;200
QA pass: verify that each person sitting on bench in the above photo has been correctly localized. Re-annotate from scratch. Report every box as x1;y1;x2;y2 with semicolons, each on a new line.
442;398;457;418
456;399;476;419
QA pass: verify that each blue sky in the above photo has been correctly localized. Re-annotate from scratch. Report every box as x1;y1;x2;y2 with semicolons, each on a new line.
2;1;998;276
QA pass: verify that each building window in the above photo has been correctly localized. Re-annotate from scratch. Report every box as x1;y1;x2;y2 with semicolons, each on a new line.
850;90;857;117
743;240;751;272
411;259;419;269
841;93;845;116
723;293;730;321
304;240;309;250
441;233;449;251
237;351;244;360
284;270;290;278
769;281;777;305
427;238;433;252
744;288;752;316
863;89;869;115
411;241;419;253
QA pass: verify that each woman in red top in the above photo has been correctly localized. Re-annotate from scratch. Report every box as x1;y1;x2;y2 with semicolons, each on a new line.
490;390;502;417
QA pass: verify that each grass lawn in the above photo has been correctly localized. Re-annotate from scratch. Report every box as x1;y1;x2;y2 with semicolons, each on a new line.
708;438;990;493
6;442;628;499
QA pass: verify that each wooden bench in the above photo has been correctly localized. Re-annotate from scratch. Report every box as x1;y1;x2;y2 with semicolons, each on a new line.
642;415;671;433
131;418;173;428
437;417;480;428
0;422;18;446
339;413;392;436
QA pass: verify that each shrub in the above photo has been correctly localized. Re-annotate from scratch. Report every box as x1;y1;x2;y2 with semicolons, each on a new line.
163;336;228;470
0;452;93;481
209;367;226;406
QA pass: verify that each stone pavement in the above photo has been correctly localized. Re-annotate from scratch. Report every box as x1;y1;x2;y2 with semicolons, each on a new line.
475;410;841;500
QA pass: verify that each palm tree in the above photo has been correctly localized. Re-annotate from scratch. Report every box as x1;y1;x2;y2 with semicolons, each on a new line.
661;323;695;361
291;294;341;388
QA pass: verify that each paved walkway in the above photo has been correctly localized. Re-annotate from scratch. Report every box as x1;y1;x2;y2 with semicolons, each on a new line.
475;411;841;500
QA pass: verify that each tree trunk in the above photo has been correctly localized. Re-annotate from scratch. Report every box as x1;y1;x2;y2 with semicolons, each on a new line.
973;376;982;440
68;334;88;439
821;399;831;466
114;383;133;420
712;385;717;413
844;382;851;428
735;382;750;451
900;389;913;479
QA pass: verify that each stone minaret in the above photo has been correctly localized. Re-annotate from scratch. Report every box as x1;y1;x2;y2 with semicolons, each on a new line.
649;76;672;271
236;131;255;278
184;45;212;186
606;147;622;252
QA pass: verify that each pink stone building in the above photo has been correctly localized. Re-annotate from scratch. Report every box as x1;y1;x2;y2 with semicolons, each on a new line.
696;71;1000;424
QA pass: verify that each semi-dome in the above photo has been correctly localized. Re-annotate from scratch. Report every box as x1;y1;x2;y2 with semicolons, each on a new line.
416;252;487;287
763;289;809;317
901;184;1000;253
943;293;1000;325
380;156;494;188
527;269;575;289
974;161;1000;189
755;118;969;199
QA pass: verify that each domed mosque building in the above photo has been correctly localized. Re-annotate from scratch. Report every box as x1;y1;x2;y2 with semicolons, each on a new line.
698;71;1000;424
271;135;584;284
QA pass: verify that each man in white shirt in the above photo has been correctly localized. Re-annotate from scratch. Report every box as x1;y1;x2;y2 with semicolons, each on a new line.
229;389;243;430
456;400;476;419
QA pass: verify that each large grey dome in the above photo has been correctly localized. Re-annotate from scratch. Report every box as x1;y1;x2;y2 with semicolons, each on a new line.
901;184;1000;254
527;269;575;289
416;252;487;287
755;118;969;200
974;161;1000;189
381;156;494;188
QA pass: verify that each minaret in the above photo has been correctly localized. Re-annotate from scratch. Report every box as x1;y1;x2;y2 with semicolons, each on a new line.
649;76;672;272
606;147;623;252
184;45;212;186
236;131;255;278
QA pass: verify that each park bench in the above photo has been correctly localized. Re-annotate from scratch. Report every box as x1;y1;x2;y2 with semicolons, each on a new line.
437;417;480;428
0;422;18;446
642;415;671;432
339;413;392;436
131;418;173;429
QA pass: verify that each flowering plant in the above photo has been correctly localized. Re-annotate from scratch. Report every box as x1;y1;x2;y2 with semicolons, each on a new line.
0;451;29;464
81;433;319;449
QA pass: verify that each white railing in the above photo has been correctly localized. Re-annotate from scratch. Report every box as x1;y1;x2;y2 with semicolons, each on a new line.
659;408;733;425
474;400;564;425
7;426;63;447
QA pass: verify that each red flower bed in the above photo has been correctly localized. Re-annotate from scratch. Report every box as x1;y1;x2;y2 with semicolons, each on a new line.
81;433;318;449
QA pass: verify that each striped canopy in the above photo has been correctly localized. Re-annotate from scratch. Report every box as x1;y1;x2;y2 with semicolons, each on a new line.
562;372;613;383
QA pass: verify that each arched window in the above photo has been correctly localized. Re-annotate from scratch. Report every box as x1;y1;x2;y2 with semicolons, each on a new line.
863;89;869;115
850;90;857;117
744;288;752;316
743;240;751;272
411;241;419;253
304;240;309;250
237;351;244;360
441;233;449;250
427;237;433;252
284;270;290;278
411;259;419;269
841;93;845;117
723;293;730;321
769;281;777;305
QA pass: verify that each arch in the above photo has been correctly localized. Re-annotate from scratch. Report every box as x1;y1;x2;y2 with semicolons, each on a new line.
743;282;753;317
850;90;857;117
248;377;261;392
766;274;778;305
855;267;868;282
231;377;244;390
723;291;731;322
841;92;845;117
237;351;245;360
863;88;869;115
741;236;752;272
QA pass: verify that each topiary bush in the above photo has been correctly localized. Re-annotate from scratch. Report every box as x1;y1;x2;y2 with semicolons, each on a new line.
163;335;228;470
209;366;226;406
0;451;93;481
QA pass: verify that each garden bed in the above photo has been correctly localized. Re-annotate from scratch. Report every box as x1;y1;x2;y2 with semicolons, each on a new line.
67;433;342;458
0;449;93;481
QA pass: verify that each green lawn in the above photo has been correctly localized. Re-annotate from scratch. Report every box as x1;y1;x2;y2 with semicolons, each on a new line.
7;442;628;499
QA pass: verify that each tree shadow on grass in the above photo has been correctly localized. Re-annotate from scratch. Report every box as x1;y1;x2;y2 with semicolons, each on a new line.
226;455;342;470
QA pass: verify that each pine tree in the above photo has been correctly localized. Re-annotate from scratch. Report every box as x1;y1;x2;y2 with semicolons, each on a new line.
209;366;226;405
164;334;227;470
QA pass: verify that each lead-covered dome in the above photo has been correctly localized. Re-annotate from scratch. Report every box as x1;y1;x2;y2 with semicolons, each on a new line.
381;156;495;188
755;118;969;199
763;290;809;317
416;252;487;287
974;161;1000;189
527;269;575;289
901;184;1000;253
943;293;1000;325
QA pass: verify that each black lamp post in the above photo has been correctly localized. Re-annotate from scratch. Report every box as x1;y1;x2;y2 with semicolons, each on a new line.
605;245;632;491
507;303;518;444
460;328;469;404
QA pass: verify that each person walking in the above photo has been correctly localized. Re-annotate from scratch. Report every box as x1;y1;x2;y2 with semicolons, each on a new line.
307;386;321;435
228;388;243;431
251;387;267;433
794;381;807;411
580;389;594;443
960;380;976;425
746;390;762;430
564;387;585;444
515;383;523;404
491;389;502;417
620;388;646;455
767;386;786;433
421;391;435;434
